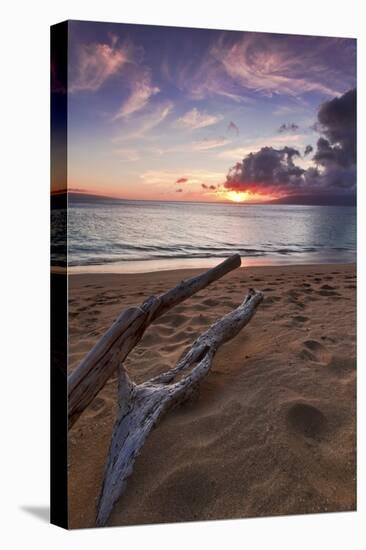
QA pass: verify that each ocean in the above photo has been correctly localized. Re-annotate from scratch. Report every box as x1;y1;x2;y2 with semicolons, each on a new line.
51;198;356;272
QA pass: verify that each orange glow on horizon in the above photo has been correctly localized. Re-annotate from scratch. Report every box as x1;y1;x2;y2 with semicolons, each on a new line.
224;190;251;203
66;184;285;204
216;188;281;204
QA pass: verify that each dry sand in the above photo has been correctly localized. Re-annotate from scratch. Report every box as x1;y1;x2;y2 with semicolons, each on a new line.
67;263;356;528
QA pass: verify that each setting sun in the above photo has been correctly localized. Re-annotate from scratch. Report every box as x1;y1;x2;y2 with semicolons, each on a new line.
225;190;250;203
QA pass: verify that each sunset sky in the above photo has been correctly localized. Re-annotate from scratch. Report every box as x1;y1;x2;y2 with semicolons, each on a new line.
52;21;356;204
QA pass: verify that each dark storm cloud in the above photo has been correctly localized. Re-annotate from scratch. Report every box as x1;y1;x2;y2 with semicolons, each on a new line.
278;123;299;133
225;146;305;192
176;177;188;184
312;88;356;189
224;88;356;203
317;88;356;165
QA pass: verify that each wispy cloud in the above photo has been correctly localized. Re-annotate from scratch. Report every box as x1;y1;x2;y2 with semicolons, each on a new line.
141;169;223;186
169;33;355;104
272;104;302;117
114;71;160;119
175;108;223;129
113;101;173;141
69;37;130;93
211;34;348;98
192;136;229;151
112;147;140;161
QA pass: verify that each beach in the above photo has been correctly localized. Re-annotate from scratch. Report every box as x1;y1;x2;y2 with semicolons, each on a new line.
67;263;356;528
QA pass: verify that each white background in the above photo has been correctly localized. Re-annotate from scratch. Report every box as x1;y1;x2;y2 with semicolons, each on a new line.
1;0;364;548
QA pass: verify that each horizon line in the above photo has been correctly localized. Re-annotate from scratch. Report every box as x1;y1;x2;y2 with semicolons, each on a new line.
51;189;356;207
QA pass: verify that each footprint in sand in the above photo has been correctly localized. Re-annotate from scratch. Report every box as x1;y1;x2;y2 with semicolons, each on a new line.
287;402;327;440
320;284;336;290
286;290;306;309
327;356;356;376
317;289;340;297
292;315;309;324
263;295;281;306
202;298;219;308
299;339;332;363
88;396;111;419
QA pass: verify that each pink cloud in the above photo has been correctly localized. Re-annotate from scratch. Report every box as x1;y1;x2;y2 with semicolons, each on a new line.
114;71;160;119
211;34;341;98
69;38;130;93
175;108;223;129
169;34;350;104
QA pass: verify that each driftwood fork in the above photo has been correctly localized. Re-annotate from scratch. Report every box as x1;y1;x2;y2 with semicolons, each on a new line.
67;255;263;526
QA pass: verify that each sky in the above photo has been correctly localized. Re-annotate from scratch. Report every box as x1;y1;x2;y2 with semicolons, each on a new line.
52;21;356;204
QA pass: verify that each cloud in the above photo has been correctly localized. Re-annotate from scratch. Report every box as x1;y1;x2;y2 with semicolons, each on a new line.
223;88;356;202
273;104;301;117
176;177;188;183
278;123;300;133
152;136;230;155
113;102;173;141
113;147;140;161
310;88;356;190
175;108;223;129
141;170;222;187
201;183;217;191
176;188;183;192
69;38;130;93
114;71;160;119
311;86;357;189
212;34;354;99
225;146;305;194
192;136;229;151
227;121;239;135
315;88;356;168
169;33;355;105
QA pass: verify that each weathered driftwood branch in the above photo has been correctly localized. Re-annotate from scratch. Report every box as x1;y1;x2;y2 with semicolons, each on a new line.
68;254;241;428
96;288;263;527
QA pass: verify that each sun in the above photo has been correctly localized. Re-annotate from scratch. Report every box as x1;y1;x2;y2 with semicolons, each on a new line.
225;190;250;203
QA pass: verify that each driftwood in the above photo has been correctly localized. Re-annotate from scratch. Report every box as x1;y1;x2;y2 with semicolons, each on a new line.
96;288;263;526
68;254;241;427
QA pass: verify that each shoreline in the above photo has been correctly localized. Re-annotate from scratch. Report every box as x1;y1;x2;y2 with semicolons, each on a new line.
55;256;356;276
